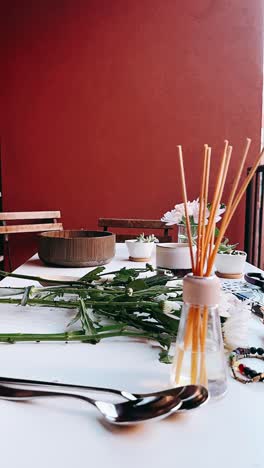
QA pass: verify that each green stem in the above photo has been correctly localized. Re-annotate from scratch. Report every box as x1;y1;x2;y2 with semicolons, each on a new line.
0;270;88;287
0;297;161;309
0;330;161;343
99;267;155;276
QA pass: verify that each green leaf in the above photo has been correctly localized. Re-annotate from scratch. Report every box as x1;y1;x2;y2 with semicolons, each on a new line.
214;226;220;237
20;286;33;306
112;267;139;285
79;299;99;343
152;309;180;333
144;274;168;287
67;310;81;327
159;349;173;364
79;267;105;282
127;279;147;291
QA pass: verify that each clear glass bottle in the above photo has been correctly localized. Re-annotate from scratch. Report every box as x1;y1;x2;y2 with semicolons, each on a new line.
177;223;198;244
171;274;227;399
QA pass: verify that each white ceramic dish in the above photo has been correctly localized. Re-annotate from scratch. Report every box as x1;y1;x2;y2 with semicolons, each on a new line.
156;243;195;270
125;240;155;260
215;250;247;275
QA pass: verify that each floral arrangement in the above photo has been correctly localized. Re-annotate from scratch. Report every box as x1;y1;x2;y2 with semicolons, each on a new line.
161;199;225;226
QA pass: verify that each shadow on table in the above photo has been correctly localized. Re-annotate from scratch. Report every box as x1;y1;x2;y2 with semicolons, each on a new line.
26;258;61;269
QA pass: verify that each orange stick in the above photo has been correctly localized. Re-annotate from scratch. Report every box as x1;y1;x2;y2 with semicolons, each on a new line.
209;221;215;258
199;146;211;276
202;141;229;259
191;307;200;384
174;308;194;384
199;306;208;386
177;145;195;271
195;145;208;275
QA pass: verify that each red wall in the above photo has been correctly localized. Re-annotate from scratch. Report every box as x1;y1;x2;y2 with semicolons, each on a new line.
1;0;263;268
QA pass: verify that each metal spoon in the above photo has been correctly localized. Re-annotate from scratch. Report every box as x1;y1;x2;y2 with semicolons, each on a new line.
0;377;209;412
0;383;183;425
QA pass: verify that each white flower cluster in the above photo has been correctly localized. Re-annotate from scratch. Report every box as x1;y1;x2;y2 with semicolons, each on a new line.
161;199;225;226
221;292;251;350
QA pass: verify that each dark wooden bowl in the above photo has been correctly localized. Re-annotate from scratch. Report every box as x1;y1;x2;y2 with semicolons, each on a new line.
38;230;116;267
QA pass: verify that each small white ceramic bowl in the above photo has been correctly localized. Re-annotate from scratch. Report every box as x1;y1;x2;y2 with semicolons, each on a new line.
215;251;247;275
125;240;155;261
156;243;195;270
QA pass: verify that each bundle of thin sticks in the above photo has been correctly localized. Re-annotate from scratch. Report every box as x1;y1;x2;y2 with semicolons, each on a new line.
175;139;264;386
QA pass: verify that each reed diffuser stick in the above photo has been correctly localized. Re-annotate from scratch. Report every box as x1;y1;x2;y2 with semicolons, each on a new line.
199;306;208;386
177;145;195;271
195;145;208;274
191;307;200;383
199;146;211;275
202;141;229;257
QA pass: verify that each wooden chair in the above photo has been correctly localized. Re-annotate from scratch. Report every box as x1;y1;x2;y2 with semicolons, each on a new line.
0;211;63;271
98;218;173;242
244;165;264;269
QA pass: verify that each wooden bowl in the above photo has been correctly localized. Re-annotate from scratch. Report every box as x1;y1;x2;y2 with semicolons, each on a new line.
38;230;116;267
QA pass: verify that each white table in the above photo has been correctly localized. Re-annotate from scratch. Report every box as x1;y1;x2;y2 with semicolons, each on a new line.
0;244;263;468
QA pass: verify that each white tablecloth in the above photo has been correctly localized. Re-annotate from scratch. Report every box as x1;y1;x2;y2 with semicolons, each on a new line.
0;244;263;468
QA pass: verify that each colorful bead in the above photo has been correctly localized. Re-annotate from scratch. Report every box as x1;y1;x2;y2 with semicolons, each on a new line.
257;348;264;355
243;367;251;376
250;347;257;354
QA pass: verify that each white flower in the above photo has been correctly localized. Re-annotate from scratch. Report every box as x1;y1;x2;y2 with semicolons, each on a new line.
222;294;251;350
154;294;168;302
161;200;226;226
161;209;183;226
166;279;183;288
190;199;210;224
162;300;182;314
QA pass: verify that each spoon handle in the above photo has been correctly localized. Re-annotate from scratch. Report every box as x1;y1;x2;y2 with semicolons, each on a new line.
0;382;98;405
0;375;124;397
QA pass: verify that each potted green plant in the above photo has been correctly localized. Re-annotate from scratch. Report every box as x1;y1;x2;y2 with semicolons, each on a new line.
125;233;159;261
215;238;247;277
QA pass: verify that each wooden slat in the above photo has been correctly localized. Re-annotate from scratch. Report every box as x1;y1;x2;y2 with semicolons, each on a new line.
0;223;63;234
98;218;172;230
0;211;61;221
116;234;172;243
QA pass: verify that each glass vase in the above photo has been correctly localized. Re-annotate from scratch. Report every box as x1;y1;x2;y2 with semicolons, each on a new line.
177;223;198;244
171;274;227;399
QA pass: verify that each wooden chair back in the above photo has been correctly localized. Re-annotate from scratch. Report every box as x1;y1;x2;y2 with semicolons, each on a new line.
98;218;172;242
0;211;63;271
244;165;264;269
0;211;62;234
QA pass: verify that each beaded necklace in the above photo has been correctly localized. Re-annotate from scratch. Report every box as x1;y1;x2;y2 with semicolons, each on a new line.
229;347;264;383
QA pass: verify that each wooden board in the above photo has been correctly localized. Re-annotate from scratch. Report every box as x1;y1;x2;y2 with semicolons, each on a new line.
0;211;61;221
0;223;63;234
